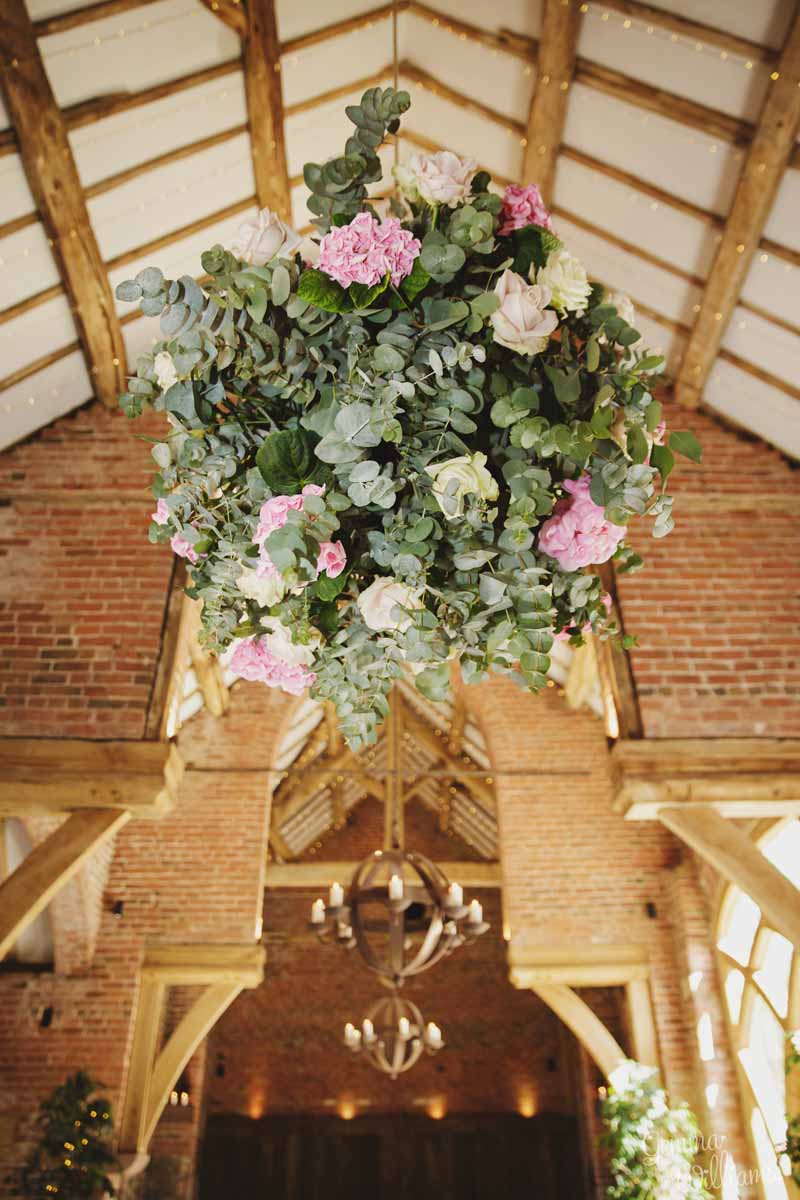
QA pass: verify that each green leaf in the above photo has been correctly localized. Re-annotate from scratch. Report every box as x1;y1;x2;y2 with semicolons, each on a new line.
374;344;405;373
626;424;649;465
406;516;434;543
115;279;142;303
585;334;600;372
297;268;353;313
636;353;665;372
650;443;674;484
644;399;662;432
247;285;268;324
415;662;451;702
668;430;702;463
271;264;291;306
511;224;562;276
400;258;431;303
314;571;348;601
256;428;328;492
544;364;581;408
350;274;390;309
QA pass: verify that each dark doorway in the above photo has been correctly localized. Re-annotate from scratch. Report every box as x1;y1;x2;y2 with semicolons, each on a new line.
199;1112;586;1200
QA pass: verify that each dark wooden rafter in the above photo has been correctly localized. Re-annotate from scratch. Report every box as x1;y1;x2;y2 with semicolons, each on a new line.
245;0;290;215
594;562;643;740
522;0;584;203
0;0;126;406
674;9;800;407
199;0;247;38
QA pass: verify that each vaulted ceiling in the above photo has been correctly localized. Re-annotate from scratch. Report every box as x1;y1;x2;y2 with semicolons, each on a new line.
1;0;799;455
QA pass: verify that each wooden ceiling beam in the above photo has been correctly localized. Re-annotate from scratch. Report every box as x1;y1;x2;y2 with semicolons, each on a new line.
33;0;162;37
674;10;800;407
0;0;126;407
265;860;501;889
594;0;777;64
522;0;584;203
243;0;291;217
199;0;247;38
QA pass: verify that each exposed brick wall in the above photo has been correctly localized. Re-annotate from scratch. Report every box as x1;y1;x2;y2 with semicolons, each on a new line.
0;403;172;737
618;401;800;738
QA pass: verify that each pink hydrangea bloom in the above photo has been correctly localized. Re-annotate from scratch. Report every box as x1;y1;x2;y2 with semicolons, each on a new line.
652;420;667;446
538;477;626;572
255;484;325;545
318;213;421;289
170;532;199;564
229;635;316;697
498;184;554;236
152;498;170;525
317;540;346;579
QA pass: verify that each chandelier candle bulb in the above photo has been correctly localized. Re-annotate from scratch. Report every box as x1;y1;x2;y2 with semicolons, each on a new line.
362;1019;375;1042
388;874;404;901
447;882;463;907
398;1016;411;1040
426;1023;443;1049
468;899;483;925
310;898;325;924
329;882;344;908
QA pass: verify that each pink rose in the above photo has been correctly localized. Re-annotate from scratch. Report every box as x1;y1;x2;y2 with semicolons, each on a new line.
317;540;346;579
255;484;325;545
170;532;199;564
538;477;626;572
151;498;170;525
318;213;421;289
499;184;554;236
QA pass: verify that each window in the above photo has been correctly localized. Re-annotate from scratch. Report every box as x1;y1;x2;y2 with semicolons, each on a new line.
716;819;800;1200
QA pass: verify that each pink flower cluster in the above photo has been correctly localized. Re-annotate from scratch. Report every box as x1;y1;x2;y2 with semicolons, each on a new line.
498;184;554;236
170;532;199;564
318;213;421;289
254;486;346;581
151;498;170;525
229;635;316;697
538;476;626;572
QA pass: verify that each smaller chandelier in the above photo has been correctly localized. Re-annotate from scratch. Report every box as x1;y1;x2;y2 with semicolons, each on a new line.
309;849;489;988
344;994;444;1079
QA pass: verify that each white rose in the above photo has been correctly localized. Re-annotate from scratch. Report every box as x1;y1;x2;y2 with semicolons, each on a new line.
236;567;285;608
259;615;317;667
229;207;301;266
427;452;499;518
490;269;558;356
357;577;421;633
394;151;477;208
154;351;178;392
536;248;592;314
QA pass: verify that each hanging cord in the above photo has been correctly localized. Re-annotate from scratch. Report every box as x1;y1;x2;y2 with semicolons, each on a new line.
392;0;400;173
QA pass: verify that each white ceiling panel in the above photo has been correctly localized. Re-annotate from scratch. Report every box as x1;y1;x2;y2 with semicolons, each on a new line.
642;0;795;48
70;71;247;189
0;156;37;228
89;133;255;261
739;253;800;321
762;169;800;253
398;79;524;184
0;225;61;312
275;0;384;44
401;12;534;123
565;82;744;217
555;216;701;328
428;0;542;39
0;294;77;383
552;155;718;281
281;22;393;108
0;349;91;453
39;0;239;111
578;7;771;123
722;305;800;393
704;358;800;460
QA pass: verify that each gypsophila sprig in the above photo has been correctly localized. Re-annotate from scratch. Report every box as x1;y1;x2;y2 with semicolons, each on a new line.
117;85;701;748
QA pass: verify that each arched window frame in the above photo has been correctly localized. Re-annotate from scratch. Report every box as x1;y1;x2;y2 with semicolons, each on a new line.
715;817;800;1200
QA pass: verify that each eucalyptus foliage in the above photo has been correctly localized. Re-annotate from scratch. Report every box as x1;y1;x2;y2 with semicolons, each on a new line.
600;1062;710;1199
118;86;700;747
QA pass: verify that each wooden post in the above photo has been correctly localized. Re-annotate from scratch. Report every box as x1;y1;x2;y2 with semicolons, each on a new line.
625;978;660;1070
595;561;643;739
521;0;584;202
0;0;127;405
0;809;130;961
244;0;291;217
674;8;800;406
659;805;800;950
384;691;404;850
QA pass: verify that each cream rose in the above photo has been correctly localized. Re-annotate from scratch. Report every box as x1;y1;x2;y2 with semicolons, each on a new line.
608;291;636;327
229;207;301;266
394;151;477;208
154;350;178;392
536;248;591;314
490;269;558;356
259;615;317;667
236;566;285;608
427;452;499;518
357;577;421;633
